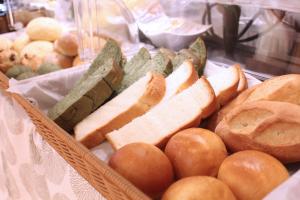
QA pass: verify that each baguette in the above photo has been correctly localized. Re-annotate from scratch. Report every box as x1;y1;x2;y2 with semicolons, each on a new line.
106;77;216;150
74;72;165;148
215;100;300;163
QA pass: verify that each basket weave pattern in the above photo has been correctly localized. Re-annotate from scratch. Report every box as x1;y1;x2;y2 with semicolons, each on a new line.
0;72;150;200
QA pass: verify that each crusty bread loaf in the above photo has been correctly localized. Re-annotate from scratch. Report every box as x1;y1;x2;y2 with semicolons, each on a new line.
215;100;300;163
106;77;216;150
245;74;300;105
26;17;62;41
207;65;240;106
74;72;165;148
207;86;258;131
161;60;198;102
236;65;248;93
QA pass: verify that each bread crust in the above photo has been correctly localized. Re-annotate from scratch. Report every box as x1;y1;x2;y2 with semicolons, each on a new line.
176;61;199;93
236;64;248;93
216;100;300;163
77;73;166;149
207;86;258;131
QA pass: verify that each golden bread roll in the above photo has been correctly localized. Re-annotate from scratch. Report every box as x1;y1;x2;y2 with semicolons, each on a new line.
0;49;20;73
12;34;30;53
109;143;174;198
21;41;54;70
26;17;62;41
44;51;73;68
0;36;12;51
218;150;289;200
216;100;300;163
54;33;78;56
162;176;236;200
72;55;85;66
165;128;227;178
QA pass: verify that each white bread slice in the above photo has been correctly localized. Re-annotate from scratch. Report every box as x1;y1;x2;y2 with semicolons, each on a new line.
74;72;165;149
207;65;240;106
106;77;216;150
236;64;248;93
161;60;198;102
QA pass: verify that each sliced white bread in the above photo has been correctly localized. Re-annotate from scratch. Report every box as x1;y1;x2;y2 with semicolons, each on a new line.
161;60;198;102
236;64;248;93
74;72;166;149
207;65;240;106
106;77;216;150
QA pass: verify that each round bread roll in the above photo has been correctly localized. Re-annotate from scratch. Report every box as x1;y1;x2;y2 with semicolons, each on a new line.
162;176;236;200
72;55;85;66
165;128;227;178
44;51;73;68
109;143;174;198
0;36;12;51
26;17;62;41
21;41;54;70
218;150;289;200
12;34;30;53
0;49;20;73
54;33;78;57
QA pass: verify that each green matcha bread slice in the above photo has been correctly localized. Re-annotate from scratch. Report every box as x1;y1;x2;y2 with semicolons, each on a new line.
48;59;124;132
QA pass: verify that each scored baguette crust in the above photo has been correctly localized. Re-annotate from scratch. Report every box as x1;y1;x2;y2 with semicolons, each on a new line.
245;74;300;105
236;64;248;93
75;72;166;149
207;86;258;131
216;100;300;163
106;77;216;150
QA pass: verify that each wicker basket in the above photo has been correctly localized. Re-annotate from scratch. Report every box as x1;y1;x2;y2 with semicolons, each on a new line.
0;71;8;89
0;71;150;200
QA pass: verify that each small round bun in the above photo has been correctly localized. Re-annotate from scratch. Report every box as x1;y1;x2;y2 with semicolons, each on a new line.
72;55;85;66
0;49;20;73
44;51;73;68
165;128;227;178
0;36;12;51
26;17;62;41
21;41;54;70
109;143;174;198
12;34;30;53
54;33;78;56
218;150;289;200
162;176;236;200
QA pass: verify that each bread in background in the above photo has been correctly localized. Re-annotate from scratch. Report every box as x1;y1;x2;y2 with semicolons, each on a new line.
20;41;54;70
0;36;12;51
12;34;30;54
26;17;62;41
54;33;78;57
0;49;20;73
218;150;288;200
44;51;73;68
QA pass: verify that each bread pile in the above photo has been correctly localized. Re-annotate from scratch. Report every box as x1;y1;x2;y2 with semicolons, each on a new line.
0;17;109;80
44;36;295;199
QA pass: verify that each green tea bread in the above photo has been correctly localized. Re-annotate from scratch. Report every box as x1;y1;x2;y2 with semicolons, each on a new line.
77;39;124;85
16;71;38;80
159;48;176;60
124;47;151;75
48;59;124;132
6;65;32;78
117;51;172;93
189;37;207;72
37;63;61;75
